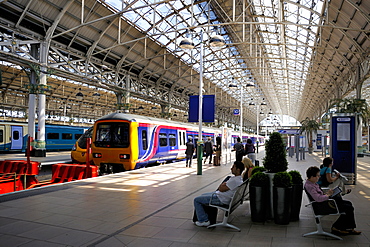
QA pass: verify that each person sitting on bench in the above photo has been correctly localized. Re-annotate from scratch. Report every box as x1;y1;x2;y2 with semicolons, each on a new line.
304;166;361;235
193;161;245;227
318;157;351;195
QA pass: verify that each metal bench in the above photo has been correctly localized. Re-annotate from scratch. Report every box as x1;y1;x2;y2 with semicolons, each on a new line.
303;188;343;240
207;179;249;231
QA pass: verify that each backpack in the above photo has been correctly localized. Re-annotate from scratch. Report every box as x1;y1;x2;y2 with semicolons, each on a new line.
236;143;245;156
319;167;332;187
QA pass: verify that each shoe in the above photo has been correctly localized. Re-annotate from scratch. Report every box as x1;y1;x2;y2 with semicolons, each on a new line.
331;227;349;235
342;189;352;196
347;229;361;235
195;221;210;227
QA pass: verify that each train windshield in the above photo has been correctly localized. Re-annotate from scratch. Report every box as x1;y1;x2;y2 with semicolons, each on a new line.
95;122;129;148
77;127;93;149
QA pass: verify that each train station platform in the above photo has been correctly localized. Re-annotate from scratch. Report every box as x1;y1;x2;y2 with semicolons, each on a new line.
0;150;369;247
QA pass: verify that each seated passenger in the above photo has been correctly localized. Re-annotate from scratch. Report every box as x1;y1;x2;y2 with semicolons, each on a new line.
193;161;245;227
304;166;361;235
241;157;254;181
318;157;351;195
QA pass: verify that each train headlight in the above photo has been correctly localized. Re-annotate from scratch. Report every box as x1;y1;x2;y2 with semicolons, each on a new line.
119;154;130;159
93;153;102;158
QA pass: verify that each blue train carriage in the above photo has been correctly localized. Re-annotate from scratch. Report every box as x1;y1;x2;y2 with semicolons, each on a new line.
91;112;220;174
0;121;28;152
0;121;89;152
42;125;88;150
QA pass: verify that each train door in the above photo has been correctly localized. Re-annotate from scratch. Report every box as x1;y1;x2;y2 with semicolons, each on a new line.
177;130;186;159
157;128;178;160
11;125;23;150
0;125;5;151
178;130;186;150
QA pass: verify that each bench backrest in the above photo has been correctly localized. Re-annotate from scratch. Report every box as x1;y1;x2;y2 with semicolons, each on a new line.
229;179;249;213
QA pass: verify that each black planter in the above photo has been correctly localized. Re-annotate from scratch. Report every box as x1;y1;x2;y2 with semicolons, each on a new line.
273;186;292;225
250;186;268;222
290;183;303;221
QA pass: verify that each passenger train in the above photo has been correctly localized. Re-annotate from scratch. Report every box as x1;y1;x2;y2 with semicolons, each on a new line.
72;112;266;174
0;121;90;152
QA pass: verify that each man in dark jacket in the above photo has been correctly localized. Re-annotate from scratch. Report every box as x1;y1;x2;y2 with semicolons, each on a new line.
233;137;244;161
204;137;213;164
185;138;195;167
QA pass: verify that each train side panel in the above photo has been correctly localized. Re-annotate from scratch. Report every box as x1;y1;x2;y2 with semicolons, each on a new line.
0;123;28;152
130;121;139;170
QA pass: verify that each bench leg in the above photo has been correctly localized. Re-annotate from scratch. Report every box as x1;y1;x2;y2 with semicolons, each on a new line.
207;215;241;231
303;221;342;240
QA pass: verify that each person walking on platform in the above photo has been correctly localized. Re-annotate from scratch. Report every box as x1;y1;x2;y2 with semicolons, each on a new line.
233;137;244;162
193;161;245;227
204;137;213;165
214;136;222;166
185;138;195;167
304;166;361;235
245;139;256;165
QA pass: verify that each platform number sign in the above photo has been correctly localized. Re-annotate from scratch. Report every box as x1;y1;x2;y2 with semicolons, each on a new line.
233;109;240;115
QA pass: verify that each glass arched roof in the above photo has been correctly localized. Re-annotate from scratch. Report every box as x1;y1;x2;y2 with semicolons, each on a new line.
102;0;368;124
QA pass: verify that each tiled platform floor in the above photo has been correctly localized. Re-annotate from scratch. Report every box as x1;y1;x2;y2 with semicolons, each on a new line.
0;149;369;247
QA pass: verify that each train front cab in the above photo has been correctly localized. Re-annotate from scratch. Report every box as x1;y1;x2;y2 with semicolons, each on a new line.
71;127;93;163
92;120;136;174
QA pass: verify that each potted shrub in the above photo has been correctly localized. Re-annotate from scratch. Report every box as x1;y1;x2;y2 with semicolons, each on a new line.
299;117;320;154
249;171;269;223
251;166;266;176
263;132;288;173
289;170;303;221
262;132;288;219
273;171;292;225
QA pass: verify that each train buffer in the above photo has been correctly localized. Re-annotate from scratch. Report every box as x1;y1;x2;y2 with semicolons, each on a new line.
0;160;39;194
28;163;98;189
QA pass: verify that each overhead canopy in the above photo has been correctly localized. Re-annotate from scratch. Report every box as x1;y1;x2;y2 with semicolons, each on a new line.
0;0;369;126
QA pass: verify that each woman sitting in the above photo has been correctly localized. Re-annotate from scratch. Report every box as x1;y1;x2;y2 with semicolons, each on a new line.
241;157;254;181
318;157;351;195
304;166;361;235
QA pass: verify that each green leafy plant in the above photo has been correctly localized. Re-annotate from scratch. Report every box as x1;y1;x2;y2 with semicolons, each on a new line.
263;132;288;173
250;172;269;187
251;166;266;176
328;98;370;127
273;171;292;188
299;118;320;149
288;170;303;185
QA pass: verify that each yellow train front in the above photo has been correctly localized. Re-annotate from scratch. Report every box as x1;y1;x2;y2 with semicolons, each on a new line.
91;112;192;174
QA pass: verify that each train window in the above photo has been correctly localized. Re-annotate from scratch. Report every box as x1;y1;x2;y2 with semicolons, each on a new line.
169;134;176;146
0;130;3;142
12;131;20;140
62;133;73;139
182;132;185;145
95;122;129;148
142;130;148;150
159;133;167;146
75;134;83;139
77;127;93;149
47;133;59;139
